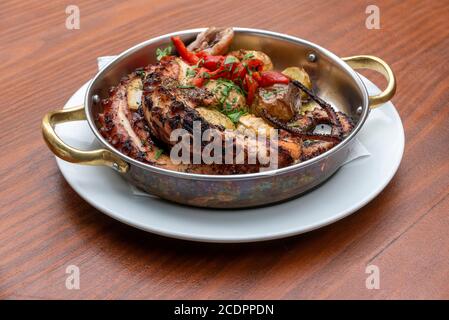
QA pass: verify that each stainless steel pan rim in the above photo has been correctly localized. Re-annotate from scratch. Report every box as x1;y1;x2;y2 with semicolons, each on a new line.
42;28;396;188
85;27;370;181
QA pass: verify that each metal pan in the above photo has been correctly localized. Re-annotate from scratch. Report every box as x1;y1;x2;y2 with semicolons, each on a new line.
42;28;396;208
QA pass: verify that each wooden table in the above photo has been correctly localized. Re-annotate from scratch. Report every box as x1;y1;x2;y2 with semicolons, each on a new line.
1;0;448;300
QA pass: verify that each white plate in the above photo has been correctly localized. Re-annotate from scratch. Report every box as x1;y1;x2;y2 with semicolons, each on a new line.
55;76;404;243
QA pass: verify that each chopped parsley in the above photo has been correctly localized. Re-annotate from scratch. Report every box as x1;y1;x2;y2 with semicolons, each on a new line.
243;52;255;60
225;110;247;124
244;63;253;76
154;149;164;160
156;44;173;61
185;68;196;78
224;55;239;65
216;78;244;96
206;78;248;123
224;56;238;71
135;69;146;77
262;91;274;99
261;86;286;100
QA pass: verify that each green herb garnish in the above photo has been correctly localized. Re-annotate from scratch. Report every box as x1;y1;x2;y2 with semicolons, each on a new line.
226;110;247;124
262;91;274;99
156;44;173;61
135;70;146;77
243;52;255;60
244;63;253;76
185;68;196;78
224;56;238;65
216;78;244;96
154;149;164;160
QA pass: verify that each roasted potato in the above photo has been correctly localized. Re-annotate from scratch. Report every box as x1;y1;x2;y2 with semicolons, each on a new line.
300;100;320;114
229;49;273;71
282;66;312;99
236;114;275;137
251;83;301;121
196;107;235;130
175;58;196;85
127;77;143;111
204;79;247;112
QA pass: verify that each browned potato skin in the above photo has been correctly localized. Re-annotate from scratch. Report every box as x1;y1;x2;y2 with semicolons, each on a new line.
204;80;247;112
251;84;296;121
236;114;275;137
229;50;273;71
282;66;312;100
196;107;235;130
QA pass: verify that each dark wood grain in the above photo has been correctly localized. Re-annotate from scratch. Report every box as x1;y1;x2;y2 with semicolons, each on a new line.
1;0;448;299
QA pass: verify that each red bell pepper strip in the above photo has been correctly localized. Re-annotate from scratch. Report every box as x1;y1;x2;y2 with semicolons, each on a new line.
245;58;264;73
191;67;210;87
192;77;205;87
200;55;225;71
244;74;258;106
230;63;247;82
205;64;229;80
171;36;199;65
255;71;290;87
251;71;262;83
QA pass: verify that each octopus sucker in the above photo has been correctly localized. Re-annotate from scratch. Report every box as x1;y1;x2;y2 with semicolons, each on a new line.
337;111;355;137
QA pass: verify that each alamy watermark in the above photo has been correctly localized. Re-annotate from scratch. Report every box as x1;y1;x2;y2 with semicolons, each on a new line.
65;264;80;290
365;5;380;29
365;264;380;289
65;5;80;30
169;122;280;171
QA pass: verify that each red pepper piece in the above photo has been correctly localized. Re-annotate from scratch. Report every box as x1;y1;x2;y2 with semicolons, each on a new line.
192;77;205;87
201;55;225;71
245;58;264;72
251;71;262;83
230;63;247;82
192;67;210;87
256;71;290;87
207;65;229;80
171;36;199;65
244;74;258;106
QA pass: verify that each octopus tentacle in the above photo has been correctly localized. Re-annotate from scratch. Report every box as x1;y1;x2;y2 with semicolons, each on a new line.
301;141;337;161
261;109;342;143
291;80;342;135
336;111;355;137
